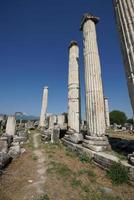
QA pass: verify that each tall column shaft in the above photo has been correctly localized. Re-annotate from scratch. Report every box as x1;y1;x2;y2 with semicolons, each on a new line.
39;86;48;127
80;14;106;137
68;41;80;133
104;97;110;128
114;0;134;114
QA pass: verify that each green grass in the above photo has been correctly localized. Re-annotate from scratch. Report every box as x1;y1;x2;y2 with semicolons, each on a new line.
77;169;96;178
32;154;38;160
107;162;128;185
47;161;72;178
71;177;82;188
35;194;49;200
78;152;92;163
65;148;77;158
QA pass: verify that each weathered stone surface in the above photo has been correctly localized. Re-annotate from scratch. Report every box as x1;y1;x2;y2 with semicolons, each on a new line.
8;145;21;159
85;135;107;141
114;0;134;114
49;115;57;129
82;143;108;152
6;115;16;135
25;121;34;130
41;130;52;142
80;13;106;137
0;141;8;153
68;41;80;133
51;127;60;143
13;136;27;143
83;139;109;146
64;133;83;144
39;86;48;127
128;152;134;166
0;152;12;170
104;97;110;128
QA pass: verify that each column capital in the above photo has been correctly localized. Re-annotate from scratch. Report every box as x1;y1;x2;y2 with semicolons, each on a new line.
80;13;100;31
68;40;78;49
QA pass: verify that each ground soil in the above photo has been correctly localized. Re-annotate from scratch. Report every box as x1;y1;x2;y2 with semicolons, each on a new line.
0;130;134;200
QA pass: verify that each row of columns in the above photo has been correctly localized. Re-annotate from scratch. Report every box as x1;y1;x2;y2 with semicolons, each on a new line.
67;13;110;150
39;13;110;151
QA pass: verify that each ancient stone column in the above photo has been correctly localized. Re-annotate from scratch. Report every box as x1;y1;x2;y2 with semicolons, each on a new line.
49;115;57;130
113;0;134;114
39;86;48;127
104;97;110;128
57;115;65;126
80;13;108;151
64;41;83;144
6;115;16;135
68;41;80;134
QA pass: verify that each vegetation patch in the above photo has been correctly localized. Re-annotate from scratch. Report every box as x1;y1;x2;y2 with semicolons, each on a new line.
78;152;92;163
71;177;82;188
107;162;128;185
32;154;38;160
35;194;49;200
77;169;96;178
47;161;72;178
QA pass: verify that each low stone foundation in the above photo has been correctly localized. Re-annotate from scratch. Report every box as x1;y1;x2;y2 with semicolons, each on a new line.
62;138;134;184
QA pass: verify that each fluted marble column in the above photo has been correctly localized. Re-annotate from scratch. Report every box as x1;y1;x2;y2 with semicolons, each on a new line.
6;115;16;135
104;97;110;128
80;13;106;137
68;41;80;133
114;0;134;114
39;86;48;127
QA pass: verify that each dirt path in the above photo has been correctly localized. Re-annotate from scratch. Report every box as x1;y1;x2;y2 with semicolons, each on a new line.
27;132;47;197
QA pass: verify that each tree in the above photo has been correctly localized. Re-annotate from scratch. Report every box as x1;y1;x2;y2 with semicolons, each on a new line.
127;118;134;125
110;110;127;125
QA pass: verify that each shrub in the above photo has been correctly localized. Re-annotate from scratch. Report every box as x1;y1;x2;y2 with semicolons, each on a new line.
107;162;128;185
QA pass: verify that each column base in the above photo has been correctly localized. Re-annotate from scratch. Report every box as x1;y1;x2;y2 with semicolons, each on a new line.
64;132;84;144
82;135;110;152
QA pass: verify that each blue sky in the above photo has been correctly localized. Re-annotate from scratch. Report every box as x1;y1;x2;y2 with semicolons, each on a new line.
0;0;133;118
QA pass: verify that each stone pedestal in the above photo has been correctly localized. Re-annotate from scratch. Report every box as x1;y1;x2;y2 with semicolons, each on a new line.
80;13;108;151
82;135;109;152
39;86;48;127
6;115;16;136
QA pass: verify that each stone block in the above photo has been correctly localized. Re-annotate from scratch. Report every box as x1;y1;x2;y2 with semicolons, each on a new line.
85;135;107;141
64;133;83;144
8;145;21;159
82;142;108;152
83;139;109;146
0;141;8;153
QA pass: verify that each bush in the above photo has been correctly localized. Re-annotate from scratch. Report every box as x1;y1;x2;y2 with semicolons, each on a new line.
107;162;128;185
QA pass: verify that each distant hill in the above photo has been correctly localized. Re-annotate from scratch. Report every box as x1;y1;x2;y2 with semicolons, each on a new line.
16;115;39;121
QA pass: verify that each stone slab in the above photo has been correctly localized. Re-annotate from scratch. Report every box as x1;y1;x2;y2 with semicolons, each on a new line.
82;142;108;152
85;135;107;141
64;133;83;144
83;139;109;146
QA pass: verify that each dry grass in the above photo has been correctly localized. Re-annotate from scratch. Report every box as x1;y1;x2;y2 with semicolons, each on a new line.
43;143;134;200
1;132;134;200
